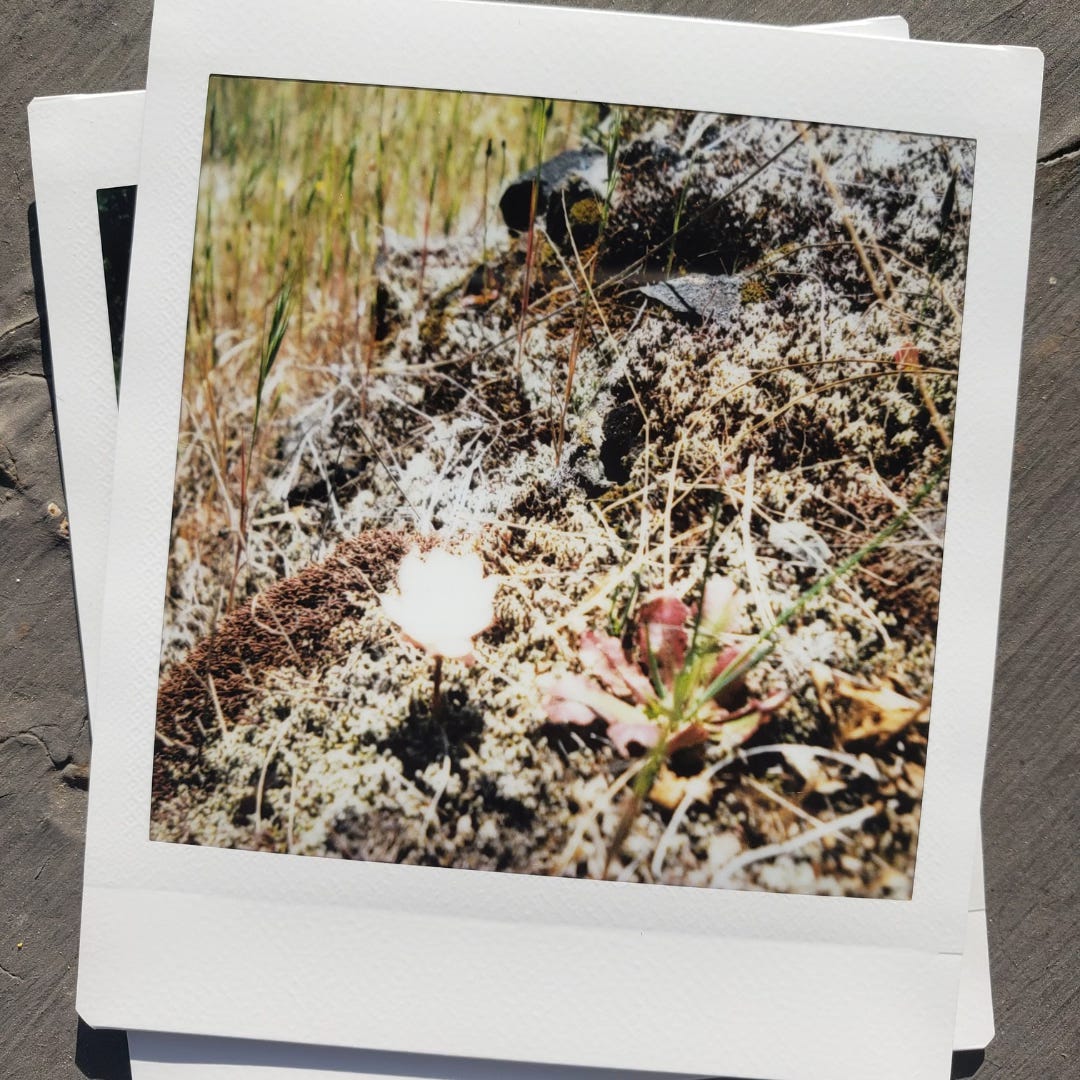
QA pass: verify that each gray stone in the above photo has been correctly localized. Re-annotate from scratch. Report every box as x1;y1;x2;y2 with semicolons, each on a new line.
639;272;742;322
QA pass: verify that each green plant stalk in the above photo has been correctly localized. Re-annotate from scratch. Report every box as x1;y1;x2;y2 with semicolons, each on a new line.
480;137;494;290
418;159;440;302
606;571;640;639
666;151;700;277
626;457;948;808
374;88;388;261
598;129;805;302
600;107;623;230
251;280;293;458
441;97;464;235
630;496;724;802
553;110;622;465
688;456;950;721
686;495;724;665
229;278;292;611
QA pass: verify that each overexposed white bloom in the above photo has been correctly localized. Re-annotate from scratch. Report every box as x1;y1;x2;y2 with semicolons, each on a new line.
381;547;498;660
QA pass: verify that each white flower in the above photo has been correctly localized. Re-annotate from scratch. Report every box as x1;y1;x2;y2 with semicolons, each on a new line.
381;547;498;660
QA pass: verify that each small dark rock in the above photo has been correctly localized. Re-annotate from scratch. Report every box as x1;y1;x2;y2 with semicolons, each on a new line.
599;398;646;483
499;147;607;234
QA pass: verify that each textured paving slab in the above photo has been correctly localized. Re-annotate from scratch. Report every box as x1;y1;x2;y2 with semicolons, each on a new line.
0;2;1075;1078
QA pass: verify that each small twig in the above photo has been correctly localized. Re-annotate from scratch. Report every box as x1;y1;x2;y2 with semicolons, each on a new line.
555;310;586;467
733;455;775;631
795;123;951;451
661;437;685;590
651;751;739;878
713;805;876;888
796;123;890;309
204;672;231;737
745;776;828;831
286;766;298;853
743;743;880;778
254;717;291;839
899;350;953;452
249;593;303;666
423;754;452;830
515;99;550;373
553;760;646;876
603;788;645;881
869;464;943;547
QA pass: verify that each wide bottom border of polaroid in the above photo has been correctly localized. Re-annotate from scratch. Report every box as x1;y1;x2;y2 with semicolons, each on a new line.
82;882;962;1080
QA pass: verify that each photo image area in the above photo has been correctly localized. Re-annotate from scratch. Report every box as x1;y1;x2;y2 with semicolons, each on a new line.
152;77;973;900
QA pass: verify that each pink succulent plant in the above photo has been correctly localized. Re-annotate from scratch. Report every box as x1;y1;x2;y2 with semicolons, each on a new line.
542;576;785;758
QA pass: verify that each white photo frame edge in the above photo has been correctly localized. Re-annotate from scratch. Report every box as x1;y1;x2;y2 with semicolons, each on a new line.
26;89;143;711
75;1;1037;1074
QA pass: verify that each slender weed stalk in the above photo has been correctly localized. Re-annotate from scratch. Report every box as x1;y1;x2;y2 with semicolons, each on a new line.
227;279;293;610
480;138;494;290
515;98;552;373
604;456;950;874
666;146;701;276
796;122;952;450
418;161;439;302
554;108;623;465
251;280;293;455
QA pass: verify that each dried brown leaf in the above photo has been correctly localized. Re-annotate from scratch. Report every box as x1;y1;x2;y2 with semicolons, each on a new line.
835;675;927;743
648;766;710;811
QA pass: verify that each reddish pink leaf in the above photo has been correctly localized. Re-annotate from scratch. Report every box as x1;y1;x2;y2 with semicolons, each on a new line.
666;722;710;754
639;590;692;627
608;721;661;757
540;674;600;726
580;630;654;703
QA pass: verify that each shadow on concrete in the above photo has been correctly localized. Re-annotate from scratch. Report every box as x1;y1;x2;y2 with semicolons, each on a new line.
75;1020;131;1080
952;1049;987;1078
26;203;52;378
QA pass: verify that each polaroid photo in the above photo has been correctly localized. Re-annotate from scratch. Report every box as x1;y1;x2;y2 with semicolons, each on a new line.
25;22;992;1080
71;1;1038;1076
27;20;996;1080
26;89;142;711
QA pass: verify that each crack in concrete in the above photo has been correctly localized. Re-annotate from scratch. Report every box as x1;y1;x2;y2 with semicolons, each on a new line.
0;315;39;350
0;367;45;384
1038;138;1080;168
0;730;73;772
0;961;24;984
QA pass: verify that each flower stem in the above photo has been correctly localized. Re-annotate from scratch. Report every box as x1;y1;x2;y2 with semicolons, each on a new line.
432;655;444;718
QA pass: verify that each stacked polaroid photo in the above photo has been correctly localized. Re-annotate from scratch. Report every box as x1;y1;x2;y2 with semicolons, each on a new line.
28;3;1042;1078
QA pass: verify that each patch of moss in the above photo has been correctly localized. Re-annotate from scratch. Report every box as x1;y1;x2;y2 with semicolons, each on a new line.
739;278;771;305
567;196;603;247
419;304;448;351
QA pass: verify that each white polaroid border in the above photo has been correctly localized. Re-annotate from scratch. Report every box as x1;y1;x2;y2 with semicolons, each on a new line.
76;2;1036;1076
23;21;993;1080
27;89;144;711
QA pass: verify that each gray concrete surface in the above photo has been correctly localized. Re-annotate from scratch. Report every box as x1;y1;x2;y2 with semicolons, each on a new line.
1;2;1076;1077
